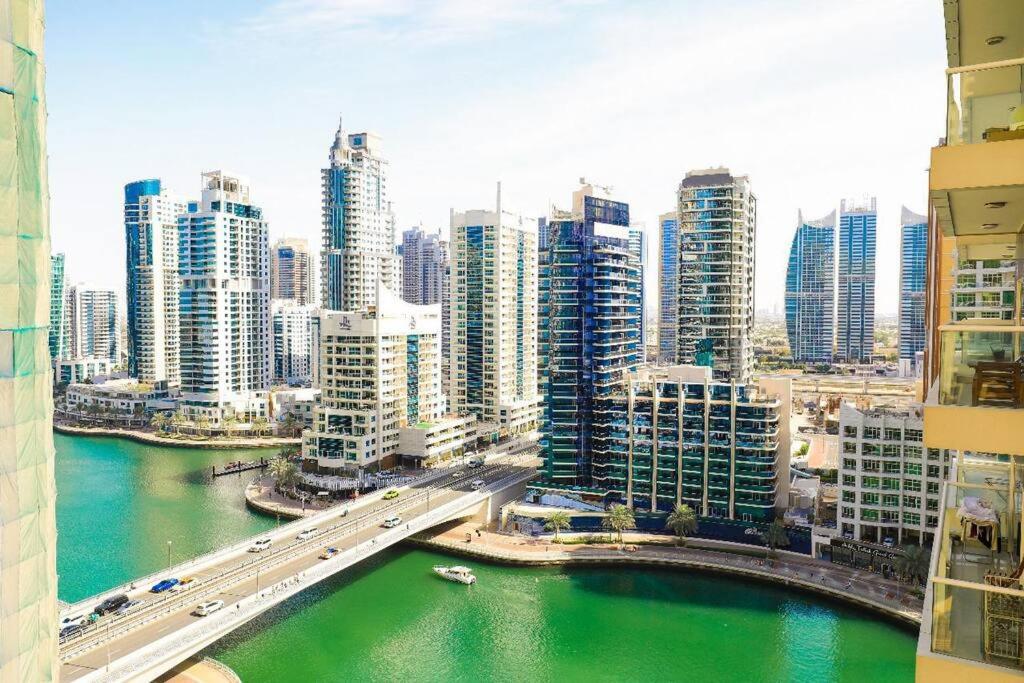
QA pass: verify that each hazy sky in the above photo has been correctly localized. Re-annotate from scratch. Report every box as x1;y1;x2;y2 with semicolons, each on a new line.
47;0;946;316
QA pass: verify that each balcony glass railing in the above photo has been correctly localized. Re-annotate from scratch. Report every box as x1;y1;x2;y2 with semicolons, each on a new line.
947;58;1024;146
937;324;1024;408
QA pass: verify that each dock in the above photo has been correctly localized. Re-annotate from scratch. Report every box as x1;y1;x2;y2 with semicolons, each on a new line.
212;458;268;477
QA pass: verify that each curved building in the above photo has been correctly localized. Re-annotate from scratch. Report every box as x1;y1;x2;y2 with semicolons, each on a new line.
785;210;836;363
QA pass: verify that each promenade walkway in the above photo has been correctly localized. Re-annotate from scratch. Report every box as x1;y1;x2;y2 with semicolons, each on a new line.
54;422;298;449
411;523;923;627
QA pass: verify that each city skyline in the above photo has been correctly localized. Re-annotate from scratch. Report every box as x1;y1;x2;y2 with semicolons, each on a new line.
46;0;944;316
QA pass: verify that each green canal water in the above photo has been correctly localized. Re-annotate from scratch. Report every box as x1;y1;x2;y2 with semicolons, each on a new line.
57;434;916;682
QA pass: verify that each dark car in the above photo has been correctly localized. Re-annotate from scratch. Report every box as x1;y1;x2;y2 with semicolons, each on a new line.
150;578;179;593
59;624;83;639
93;593;129;616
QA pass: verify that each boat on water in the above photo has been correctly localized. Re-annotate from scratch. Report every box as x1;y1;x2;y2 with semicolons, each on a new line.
433;565;477;585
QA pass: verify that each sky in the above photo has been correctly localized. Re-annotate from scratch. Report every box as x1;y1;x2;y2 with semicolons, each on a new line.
47;0;947;317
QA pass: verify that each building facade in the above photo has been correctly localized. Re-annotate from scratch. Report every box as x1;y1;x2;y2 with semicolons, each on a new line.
177;171;271;425
676;168;756;382
49;252;65;360
538;182;642;488
898;207;927;376
321;120;400;312
449;189;541;439
785;210;836;363
837;197;877;363
270;237;314;305
0;1;58;676
401;227;447;305
271;300;315;385
657;211;679;364
64;285;119;364
124;178;185;385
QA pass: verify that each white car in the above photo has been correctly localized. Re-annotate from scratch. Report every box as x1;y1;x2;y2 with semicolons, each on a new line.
382;516;402;528
295;528;318;541
471;479;485;490
192;600;224;617
114;600;144;617
248;538;272;553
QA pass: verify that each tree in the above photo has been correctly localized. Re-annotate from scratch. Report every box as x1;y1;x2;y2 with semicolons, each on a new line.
894;544;930;588
171;411;188;435
223;414;238;438
544;510;571;542
282;412;299;437
196;415;211;438
665;503;698;547
268;458;300;493
253;416;271;438
150;413;167;433
760;520;790;559
603;504;635;545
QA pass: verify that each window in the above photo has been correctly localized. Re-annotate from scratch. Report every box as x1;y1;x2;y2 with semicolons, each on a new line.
843;458;857;471
905;446;922;459
926;498;939;512
843;425;858;438
842;474;855;487
927;465;941;478
882;494;899;508
861;509;880;522
864;427;880;440
883;445;900;458
927;482;940;495
926;515;938;528
862;492;880;505
843;442;857;454
903;495;920;508
863;460;880;473
842;490;855;503
927;448;943;461
882;477;901;491
884;428;902;441
905;429;922;442
883;461;901;474
904;462;922;476
841;506;855;519
905;479;922;492
905;512;920;525
862;476;880;489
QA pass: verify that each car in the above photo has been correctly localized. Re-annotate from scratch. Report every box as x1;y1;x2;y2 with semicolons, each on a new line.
319;547;339;560
467;457;483;468
382;489;399;500
471;479;485;490
113;600;144;617
382;516;402;528
169;576;195;593
93;593;129;616
192;600;225;617
59;613;88;630
59;624;83;639
150;578;179;593
296;528;319;541
248;538;272;553
451;470;464;479
882;537;895;548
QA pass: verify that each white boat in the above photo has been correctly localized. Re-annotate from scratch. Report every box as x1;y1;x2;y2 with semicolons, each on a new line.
433;565;477;585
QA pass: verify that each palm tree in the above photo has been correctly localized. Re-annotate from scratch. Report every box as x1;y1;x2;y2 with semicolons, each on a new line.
268;458;300;493
603;504;635;545
171;411;188;435
894;544;930;590
665;503;698;547
253;416;271;438
223;414;238;439
544;510;572;542
760;520;790;559
196;415;211;438
150;413;167;433
282;412;299;437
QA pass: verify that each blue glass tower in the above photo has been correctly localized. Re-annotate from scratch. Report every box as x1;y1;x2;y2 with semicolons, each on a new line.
657;212;678;363
124;178;161;378
538;184;642;490
899;207;927;371
785;210;836;363
837;197;877;363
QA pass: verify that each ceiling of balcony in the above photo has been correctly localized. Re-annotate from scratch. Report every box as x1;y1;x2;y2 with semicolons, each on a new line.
944;0;1024;68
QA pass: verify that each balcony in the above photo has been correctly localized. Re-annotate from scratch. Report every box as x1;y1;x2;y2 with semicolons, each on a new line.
924;324;1024;455
947;59;1024;147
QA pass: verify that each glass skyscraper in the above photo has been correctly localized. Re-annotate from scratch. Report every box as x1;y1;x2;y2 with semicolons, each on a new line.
898;207;927;374
538;183;642;489
837;197;877;363
785;210;836;363
657;211;678;364
49;253;65;360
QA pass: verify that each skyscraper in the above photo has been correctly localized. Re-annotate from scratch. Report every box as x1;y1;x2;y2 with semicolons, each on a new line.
0;1;58;676
64;285;119;364
49;253;66;361
898;207;927;376
450;186;541;439
657;211;679;364
837;197;877;363
401;227;447;305
271;237;314;305
785;210;836;363
676;168;756;382
124;178;185;384
272;301;315;385
538;182;642;487
321;119;400;312
629;226;648;359
178;171;270;425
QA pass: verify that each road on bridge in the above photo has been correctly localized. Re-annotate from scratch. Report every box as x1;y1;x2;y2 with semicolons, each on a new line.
60;445;539;681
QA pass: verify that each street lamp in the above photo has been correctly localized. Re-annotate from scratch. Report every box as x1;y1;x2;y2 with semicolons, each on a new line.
166;540;172;570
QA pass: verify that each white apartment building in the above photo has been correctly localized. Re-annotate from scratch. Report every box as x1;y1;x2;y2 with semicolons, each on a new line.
676;168;756;382
124;179;186;385
272;300;315;385
321;120;401;312
303;285;444;474
177;171;271;426
401;227;447;305
55;357;112;385
838;402;949;548
950;256;1017;322
64;285;119;364
449;187;542;440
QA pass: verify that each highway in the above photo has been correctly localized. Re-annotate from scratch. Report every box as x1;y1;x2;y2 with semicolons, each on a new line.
59;442;539;681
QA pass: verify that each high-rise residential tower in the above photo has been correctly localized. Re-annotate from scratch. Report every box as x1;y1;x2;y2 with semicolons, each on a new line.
178;171;271;425
898;207;927;376
0;1;58;677
49;253;66;361
449;186;541;439
629;226;648;359
401;227;447;305
837;197;877;363
271;237;314;305
676;168;756;382
272;300;315;385
538;182;642;487
657;211;679;364
64;285;119;364
785;210;836;363
124;178;185;384
321;120;400;312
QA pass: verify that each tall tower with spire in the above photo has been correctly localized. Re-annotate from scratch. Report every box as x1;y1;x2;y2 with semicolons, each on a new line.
321;118;400;311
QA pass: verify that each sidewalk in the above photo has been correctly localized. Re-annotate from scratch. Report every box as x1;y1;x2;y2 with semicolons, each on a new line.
244;476;326;519
412;522;923;626
54;422;298;449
